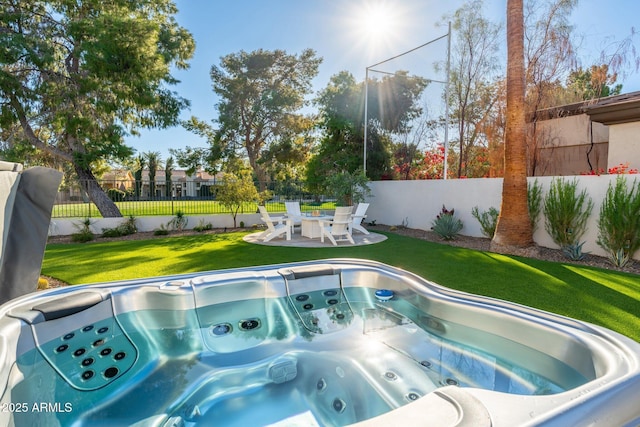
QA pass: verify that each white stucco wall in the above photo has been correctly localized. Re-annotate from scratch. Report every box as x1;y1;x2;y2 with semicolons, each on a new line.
366;175;639;260
49;213;263;237
608;122;640;172
49;175;640;261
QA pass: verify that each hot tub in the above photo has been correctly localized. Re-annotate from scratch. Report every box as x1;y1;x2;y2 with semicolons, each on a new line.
1;259;639;426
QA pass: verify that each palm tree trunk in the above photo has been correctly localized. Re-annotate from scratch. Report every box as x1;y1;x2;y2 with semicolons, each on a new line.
491;0;534;252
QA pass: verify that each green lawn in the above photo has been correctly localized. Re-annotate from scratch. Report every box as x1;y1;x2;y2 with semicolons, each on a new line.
42;231;640;342
52;200;337;218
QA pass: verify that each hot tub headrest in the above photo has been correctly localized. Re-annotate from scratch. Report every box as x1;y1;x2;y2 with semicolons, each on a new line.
278;264;340;281
31;291;106;322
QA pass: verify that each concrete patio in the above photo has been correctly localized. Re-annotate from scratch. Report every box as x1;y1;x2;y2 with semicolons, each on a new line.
243;230;387;247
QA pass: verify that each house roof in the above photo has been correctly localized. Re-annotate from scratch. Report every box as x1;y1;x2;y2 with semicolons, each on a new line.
102;169;134;181
584;91;640;125
140;169;222;182
534;91;640;124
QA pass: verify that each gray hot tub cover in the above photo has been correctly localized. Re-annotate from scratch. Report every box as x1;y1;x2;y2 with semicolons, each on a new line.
0;161;62;304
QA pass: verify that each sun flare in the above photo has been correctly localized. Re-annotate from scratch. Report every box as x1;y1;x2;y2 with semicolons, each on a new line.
357;2;400;41
341;0;412;61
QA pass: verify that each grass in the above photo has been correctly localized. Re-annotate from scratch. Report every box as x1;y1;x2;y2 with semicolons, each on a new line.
42;231;640;342
52;200;337;218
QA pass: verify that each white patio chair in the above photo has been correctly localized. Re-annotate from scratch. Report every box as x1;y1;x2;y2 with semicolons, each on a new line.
350;202;369;235
320;206;355;246
284;201;303;233
258;206;290;242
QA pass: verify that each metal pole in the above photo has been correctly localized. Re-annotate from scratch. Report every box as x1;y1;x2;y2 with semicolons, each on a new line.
363;67;369;174
363;31;450;177
443;21;451;180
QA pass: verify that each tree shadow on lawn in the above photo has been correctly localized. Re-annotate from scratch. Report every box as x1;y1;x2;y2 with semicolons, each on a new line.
160;232;249;251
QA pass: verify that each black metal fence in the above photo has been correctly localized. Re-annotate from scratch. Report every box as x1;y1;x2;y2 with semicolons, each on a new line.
52;179;333;218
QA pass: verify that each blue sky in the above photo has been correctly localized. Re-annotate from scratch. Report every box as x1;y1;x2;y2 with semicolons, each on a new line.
124;0;640;162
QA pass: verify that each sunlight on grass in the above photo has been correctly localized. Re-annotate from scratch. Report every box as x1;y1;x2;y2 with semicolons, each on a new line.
483;252;571;286
564;266;640;299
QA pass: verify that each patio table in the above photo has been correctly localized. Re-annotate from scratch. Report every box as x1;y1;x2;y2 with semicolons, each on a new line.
300;215;333;239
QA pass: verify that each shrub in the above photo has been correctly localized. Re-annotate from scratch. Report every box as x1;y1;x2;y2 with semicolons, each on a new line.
528;179;543;233
71;218;94;243
471;206;499;238
101;227;123;238
543;178;593;257
101;216;137;238
193;219;213;232
326;169;372;206
562;242;588;261
154;224;170;236
120;215;137;235
597;176;640;267
431;205;463;240
167;210;188;231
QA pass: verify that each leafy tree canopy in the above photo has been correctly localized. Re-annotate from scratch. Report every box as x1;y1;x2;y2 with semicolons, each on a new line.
216;170;261;228
308;70;428;188
441;0;502;178
565;64;623;100
179;49;321;189
0;0;194;216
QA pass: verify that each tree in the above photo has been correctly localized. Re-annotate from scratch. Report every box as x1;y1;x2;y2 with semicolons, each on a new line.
183;49;321;190
524;0;578;109
133;155;146;199
216;170;260;228
393;144;446;180
477;80;506;177
169;145;212;176
565;64;622;101
326;169;371;206
165;156;175;198
492;0;534;252
309;71;428;189
523;0;578;175
390;96;433;180
366;71;429;133
307;72;366;191
0;0;194;217
144;151;162;199
366;71;428;179
443;0;502;178
391;142;421;179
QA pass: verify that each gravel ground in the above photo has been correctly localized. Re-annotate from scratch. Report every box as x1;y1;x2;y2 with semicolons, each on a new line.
42;225;640;288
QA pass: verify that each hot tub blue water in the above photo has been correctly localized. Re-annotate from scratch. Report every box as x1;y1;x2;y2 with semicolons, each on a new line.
1;259;639;426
